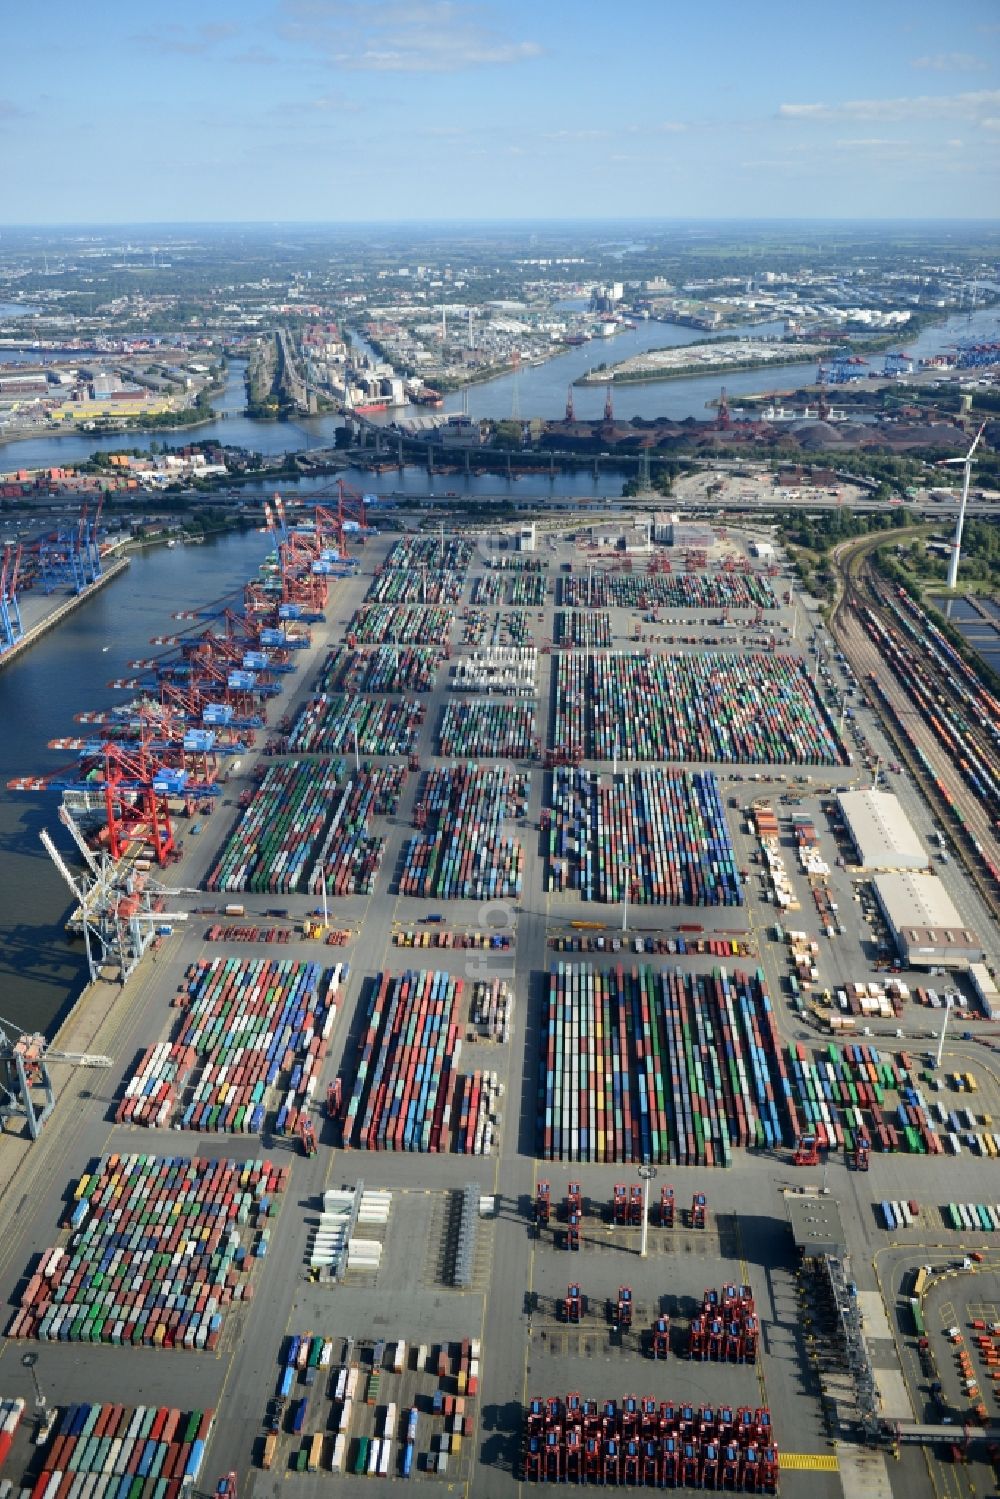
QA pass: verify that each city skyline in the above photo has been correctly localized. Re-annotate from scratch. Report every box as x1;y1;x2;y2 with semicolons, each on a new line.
2;0;999;223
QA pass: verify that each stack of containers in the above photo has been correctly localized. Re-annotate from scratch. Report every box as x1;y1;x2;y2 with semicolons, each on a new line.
31;1405;213;1499
508;574;546;607
315;644;441;695
547;767;743;907
383;536;473;570
451;647;538;697
289;694;424;756
560;571;777;610
539;965;792;1165
471;574;504;605
553;652;846;765
454;1071;501;1155
402;766;526;901
9;1156;286;1347
347;605;453;646
555;611;613;648
307;766;406;896
365;570;464;605
343;970;463;1153
0;1399;24;1472
206;760;342;893
439;701;537;759
118;959;344;1134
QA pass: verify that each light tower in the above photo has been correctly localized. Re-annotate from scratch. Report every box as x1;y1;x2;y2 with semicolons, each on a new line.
565;384;575;423
717;386;731;431
941;423;985;591
603;383;614;423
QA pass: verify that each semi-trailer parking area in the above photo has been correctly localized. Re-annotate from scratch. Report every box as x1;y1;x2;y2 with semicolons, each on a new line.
0;521;997;1499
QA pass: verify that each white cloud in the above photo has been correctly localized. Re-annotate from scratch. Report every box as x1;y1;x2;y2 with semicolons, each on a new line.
132;22;238;57
911;52;987;72
779;90;1000;122
281;1;542;73
834;137;911;148
981;117;1000;130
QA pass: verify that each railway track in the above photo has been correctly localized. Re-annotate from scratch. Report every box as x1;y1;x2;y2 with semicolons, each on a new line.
829;530;1000;929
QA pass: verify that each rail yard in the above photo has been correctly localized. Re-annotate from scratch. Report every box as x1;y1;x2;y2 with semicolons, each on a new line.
0;504;999;1499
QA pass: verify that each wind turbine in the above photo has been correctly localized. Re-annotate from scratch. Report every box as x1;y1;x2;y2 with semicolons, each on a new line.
940;422;986;591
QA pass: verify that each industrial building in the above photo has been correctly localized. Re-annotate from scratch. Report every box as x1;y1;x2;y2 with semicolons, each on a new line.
872;871;983;969
837;790;928;871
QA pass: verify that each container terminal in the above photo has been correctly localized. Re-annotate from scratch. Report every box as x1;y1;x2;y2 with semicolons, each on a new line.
0;493;998;1499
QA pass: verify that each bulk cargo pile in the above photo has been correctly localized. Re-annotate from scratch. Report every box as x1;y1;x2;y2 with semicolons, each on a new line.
539;964;792;1164
403;765;527;900
546;767;743;907
117;959;346;1133
555;610;613;648
313;644;441;695
559;570;777;610
32;1405;214;1499
523;1397;778;1488
452;646;537;696
342;969;497;1154
289;694;424;755
365;569;464;606
8;1155;287;1346
553;652;846;764
439;700;537;759
207;763;404;894
347;604;453;646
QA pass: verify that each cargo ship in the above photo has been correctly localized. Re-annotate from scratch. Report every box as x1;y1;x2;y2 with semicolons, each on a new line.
353;400;389;415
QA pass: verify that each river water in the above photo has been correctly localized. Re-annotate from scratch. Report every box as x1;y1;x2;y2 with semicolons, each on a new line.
3;303;997;472
0;532;273;1037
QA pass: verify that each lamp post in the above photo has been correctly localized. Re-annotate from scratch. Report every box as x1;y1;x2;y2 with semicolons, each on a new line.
638;1164;657;1260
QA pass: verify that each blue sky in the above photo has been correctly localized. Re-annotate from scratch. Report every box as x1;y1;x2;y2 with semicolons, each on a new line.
3;0;999;223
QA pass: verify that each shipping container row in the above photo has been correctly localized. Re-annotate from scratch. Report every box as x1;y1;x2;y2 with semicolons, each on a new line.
403;765;527;901
439;700;538;760
313;644;442;696
462;609;531;648
555;611;613;649
507;574;547;608
559;570;778;611
289;693;424;756
31;1404;213;1499
451;646;537;697
10;1155;287;1348
347;605;454;647
383;536;474;571
343;969;467;1153
553;652;847;765
0;1398;25;1475
546;767;743;907
365;568;465;607
538;964;792;1164
207;762;404;895
470;574;504;606
117;959;345;1134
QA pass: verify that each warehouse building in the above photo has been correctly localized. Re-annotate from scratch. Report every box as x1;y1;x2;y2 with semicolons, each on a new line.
837;790;928;871
873;871;983;969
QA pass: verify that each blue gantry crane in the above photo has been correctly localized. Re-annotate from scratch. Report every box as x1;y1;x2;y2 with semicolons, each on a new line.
0;542;24;656
37;496;105;595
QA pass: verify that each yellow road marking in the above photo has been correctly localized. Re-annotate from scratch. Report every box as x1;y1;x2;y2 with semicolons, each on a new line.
780;1452;840;1471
